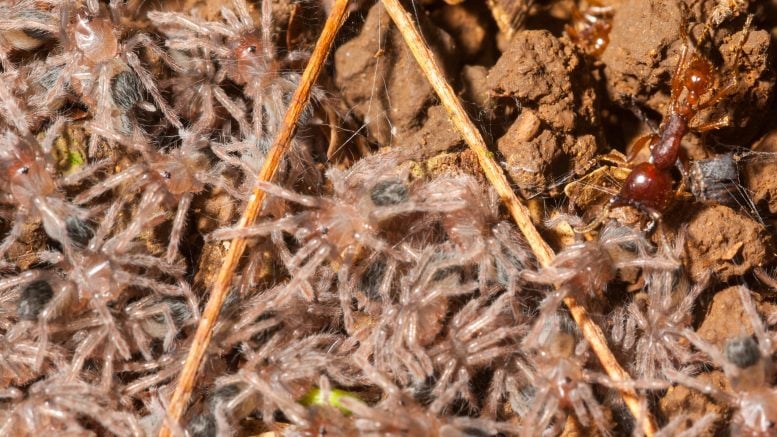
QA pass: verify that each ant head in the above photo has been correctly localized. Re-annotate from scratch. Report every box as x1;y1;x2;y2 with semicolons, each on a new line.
683;56;713;106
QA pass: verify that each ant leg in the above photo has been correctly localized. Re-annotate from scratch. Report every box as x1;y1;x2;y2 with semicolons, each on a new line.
691;117;730;132
695;15;754;113
674;153;690;195
627;134;657;162
671;5;691;108
573;204;610;234
621;93;659;135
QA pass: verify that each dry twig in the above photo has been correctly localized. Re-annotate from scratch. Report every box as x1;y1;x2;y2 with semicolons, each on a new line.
379;0;657;434
158;1;351;435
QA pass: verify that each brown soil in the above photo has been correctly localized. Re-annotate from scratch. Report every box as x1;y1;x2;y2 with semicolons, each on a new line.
487;30;602;195
334;2;460;147
682;204;772;282
5;0;777;435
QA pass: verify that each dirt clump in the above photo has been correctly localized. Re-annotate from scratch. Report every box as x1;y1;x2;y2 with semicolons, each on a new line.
334;2;459;147
487;30;602;196
430;2;498;65
659;370;730;433
697;286;776;348
601;0;774;144
682;204;772;282
601;0;684;112
743;129;777;215
405;105;465;159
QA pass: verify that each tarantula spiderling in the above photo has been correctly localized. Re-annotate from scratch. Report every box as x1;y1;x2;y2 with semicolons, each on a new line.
441;174;532;295
149;0;323;140
523;221;677;347
667;286;777;435
503;315;611;435
0;374;143;435
0;122;97;264
611;231;709;379
359;246;479;386
39;1;182;144
208;153;469;300
427;291;526;411
74;128;238;262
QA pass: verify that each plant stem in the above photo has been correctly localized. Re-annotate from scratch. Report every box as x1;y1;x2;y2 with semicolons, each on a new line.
379;0;657;434
158;1;350;435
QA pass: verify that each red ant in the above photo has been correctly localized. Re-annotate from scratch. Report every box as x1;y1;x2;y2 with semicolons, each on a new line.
565;0;613;57
581;14;753;232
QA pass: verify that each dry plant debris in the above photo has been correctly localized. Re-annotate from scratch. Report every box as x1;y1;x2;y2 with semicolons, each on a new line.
0;0;777;436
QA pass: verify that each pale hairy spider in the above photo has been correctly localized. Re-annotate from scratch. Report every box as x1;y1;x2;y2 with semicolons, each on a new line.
0;289;68;386
441;175;532;295
611;232;709;379
358;247;479;386
148;17;251;135
329;355;521;436
74;127;239;262
523;221;678;347
513;314;612;435
148;0;321;139
0;374;143;435
38;1;181;145
208;153;469;302
0;123;102;264
206;332;356;430
0;0;58;71
0;195;189;376
427;291;525;411
667;286;777;435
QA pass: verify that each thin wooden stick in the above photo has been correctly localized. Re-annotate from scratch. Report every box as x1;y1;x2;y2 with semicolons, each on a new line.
379;0;657;434
158;1;351;435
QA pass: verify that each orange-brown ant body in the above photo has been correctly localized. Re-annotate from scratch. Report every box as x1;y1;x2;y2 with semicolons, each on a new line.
599;15;753;230
565;1;613;57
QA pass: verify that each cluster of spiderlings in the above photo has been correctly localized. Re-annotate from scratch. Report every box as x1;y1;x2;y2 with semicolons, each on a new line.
0;0;776;436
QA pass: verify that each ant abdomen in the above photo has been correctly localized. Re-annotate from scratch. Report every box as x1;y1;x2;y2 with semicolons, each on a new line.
612;162;674;215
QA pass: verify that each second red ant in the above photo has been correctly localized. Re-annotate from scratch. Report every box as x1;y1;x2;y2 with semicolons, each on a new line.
580;14;753;232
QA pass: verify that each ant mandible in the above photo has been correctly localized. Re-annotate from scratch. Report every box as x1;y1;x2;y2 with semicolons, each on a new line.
583;14;753;232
